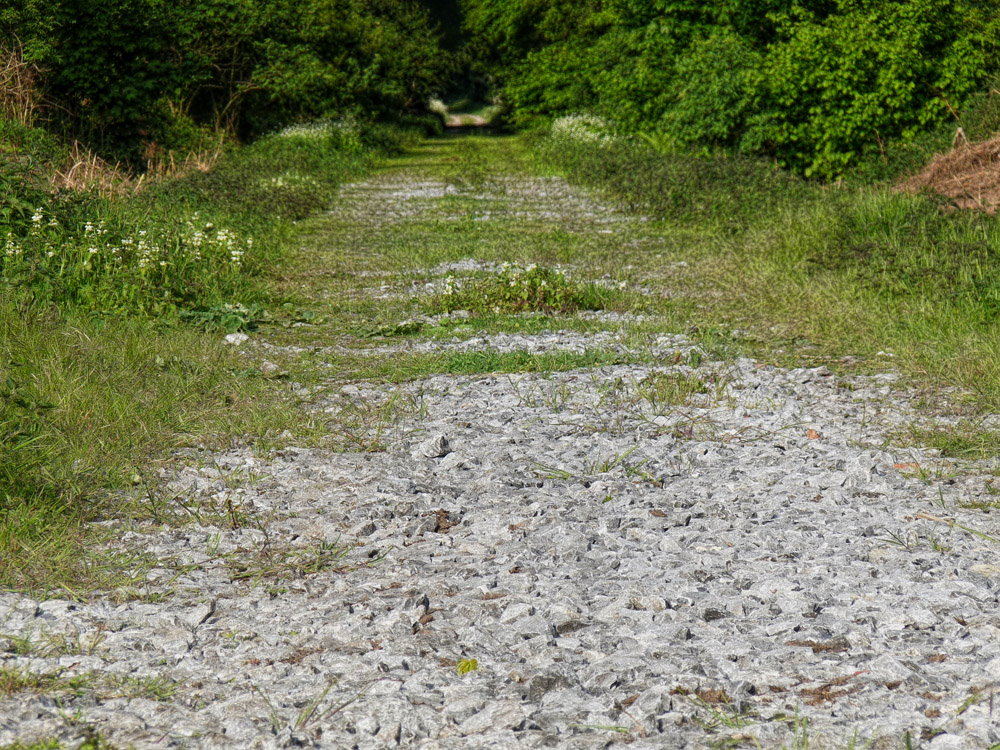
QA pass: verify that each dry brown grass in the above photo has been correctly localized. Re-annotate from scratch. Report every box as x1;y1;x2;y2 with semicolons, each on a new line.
49;140;225;198
50;141;136;197
897;129;1000;212
0;42;223;197
142;138;224;181
0;40;42;127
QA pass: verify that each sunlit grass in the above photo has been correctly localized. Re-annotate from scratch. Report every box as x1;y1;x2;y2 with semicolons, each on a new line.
536;130;1000;418
0;297;318;595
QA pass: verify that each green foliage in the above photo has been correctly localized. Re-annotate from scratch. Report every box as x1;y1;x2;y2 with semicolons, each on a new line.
505;41;602;124
0;121;68;232
537;121;809;231
0;359;58;512
2;0;452;161
180;302;268;333
588;25;676;131
45;0;175;156
1;204;257;316
661;30;762;151
538;121;1000;352
0;118;371;318
463;0;1000;178
802;189;1000;322
759;0;1000;177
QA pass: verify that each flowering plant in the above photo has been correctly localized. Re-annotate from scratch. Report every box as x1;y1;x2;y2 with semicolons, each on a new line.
428;262;606;315
1;205;256;314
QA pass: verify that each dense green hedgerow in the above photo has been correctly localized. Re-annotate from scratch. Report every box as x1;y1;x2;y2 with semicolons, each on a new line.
461;0;1000;179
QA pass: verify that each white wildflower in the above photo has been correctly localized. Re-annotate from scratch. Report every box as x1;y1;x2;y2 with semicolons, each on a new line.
551;114;616;145
4;234;21;258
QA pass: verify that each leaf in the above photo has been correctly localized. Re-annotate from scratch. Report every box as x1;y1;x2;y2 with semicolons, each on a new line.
456;658;478;675
806;429;821;440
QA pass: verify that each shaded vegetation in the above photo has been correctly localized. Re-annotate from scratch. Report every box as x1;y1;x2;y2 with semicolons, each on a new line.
2;0;450;160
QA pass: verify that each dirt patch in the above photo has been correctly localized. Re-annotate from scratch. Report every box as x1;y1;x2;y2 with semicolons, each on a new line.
445;114;488;128
897;132;1000;212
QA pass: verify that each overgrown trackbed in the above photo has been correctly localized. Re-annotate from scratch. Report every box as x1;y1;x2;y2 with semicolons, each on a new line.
2;137;999;749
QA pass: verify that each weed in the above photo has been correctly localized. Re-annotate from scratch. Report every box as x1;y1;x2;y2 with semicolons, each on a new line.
568;723;632;736
251;678;365;737
103;673;180;701
425;262;611;315
915;511;1000;545
584;445;642;475
638;370;711;413
904;422;1000;460
226;538;354;585
180;302;268;333
0;665;92;697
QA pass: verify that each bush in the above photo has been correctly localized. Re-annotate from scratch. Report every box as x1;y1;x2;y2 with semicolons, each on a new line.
2;0;454;163
760;0;1000;178
661;30;763;152
463;0;1000;180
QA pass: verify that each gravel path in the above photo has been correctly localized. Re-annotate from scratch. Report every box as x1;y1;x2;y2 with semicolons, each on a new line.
2;140;999;750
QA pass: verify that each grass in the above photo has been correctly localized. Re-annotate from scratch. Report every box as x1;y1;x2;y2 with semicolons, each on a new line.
7;114;1000;603
0;116;998;748
0;299;321;595
534;117;1000;433
0;116;402;596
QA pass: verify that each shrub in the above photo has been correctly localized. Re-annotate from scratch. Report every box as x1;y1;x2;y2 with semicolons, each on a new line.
661;30;763;152
760;0;1000;178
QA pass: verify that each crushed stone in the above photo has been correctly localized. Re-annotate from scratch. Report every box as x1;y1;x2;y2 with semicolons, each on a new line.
2;353;998;749
2;155;999;750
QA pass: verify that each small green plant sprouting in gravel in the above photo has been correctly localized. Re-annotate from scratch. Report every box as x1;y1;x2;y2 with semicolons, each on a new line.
104;673;181;701
0;665;92;697
638;371;709;413
427;262;608;315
